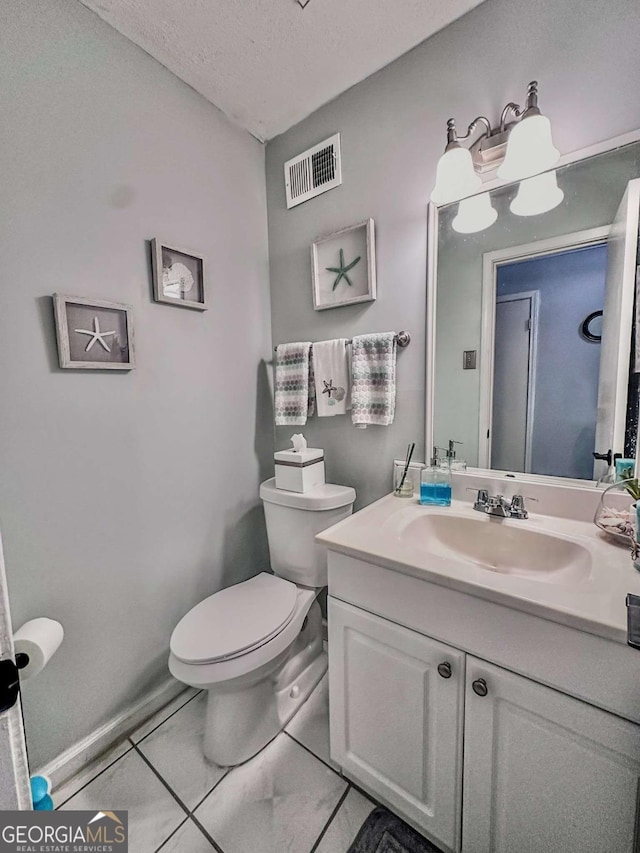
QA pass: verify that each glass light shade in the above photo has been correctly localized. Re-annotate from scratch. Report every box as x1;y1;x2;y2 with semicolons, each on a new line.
430;146;481;204
452;193;498;234
510;170;564;217
497;114;560;180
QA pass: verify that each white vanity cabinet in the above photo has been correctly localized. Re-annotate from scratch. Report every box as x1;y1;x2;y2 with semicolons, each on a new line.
327;552;640;853
329;599;465;853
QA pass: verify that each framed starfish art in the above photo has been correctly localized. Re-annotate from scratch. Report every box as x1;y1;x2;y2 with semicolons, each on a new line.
53;294;135;370
311;218;376;311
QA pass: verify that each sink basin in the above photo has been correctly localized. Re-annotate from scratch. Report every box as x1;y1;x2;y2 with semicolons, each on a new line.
400;513;592;584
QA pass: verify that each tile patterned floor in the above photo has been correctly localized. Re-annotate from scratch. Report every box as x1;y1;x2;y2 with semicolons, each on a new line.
55;675;376;853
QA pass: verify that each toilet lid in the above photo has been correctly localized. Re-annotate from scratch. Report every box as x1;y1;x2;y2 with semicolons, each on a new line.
170;573;298;665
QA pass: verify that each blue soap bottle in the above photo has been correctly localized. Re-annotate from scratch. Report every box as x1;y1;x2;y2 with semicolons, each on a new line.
420;447;452;507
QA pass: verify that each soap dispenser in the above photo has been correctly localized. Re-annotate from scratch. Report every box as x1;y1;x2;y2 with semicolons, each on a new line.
420;447;452;507
446;439;467;473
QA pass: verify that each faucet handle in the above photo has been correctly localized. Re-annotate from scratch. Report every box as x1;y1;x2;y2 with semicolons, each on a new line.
467;487;488;509
509;494;538;519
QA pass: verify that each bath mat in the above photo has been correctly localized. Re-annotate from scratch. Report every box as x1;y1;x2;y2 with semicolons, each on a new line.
347;807;443;853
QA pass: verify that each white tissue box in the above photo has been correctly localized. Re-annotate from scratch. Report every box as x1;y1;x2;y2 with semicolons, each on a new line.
274;448;325;493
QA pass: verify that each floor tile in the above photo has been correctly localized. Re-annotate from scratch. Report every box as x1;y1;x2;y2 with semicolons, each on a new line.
314;787;377;853
60;748;186;853
285;674;338;770
53;739;133;807
158;817;216;852
130;687;200;743
195;732;347;853
136;692;228;810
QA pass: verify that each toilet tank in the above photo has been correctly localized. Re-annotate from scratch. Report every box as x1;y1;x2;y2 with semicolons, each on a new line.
259;478;356;587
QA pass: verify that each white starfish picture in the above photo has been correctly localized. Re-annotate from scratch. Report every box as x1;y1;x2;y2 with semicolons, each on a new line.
74;316;117;353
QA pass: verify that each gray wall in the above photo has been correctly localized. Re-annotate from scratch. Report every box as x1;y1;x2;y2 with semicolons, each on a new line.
265;0;640;508
0;0;272;769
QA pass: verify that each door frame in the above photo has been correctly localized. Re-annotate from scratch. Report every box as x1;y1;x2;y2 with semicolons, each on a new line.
593;178;640;479
477;225;611;469
492;290;540;473
0;529;31;810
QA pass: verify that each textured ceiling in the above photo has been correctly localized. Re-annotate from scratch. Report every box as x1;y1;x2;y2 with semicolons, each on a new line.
79;0;487;141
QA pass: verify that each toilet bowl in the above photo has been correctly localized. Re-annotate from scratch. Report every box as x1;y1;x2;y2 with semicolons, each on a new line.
168;478;356;766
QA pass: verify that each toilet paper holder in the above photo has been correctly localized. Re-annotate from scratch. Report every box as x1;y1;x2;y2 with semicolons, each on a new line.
0;653;29;715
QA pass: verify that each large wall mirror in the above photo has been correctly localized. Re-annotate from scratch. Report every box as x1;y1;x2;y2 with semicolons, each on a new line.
427;136;640;485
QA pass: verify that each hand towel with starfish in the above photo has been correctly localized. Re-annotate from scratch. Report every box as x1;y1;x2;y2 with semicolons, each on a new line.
313;339;352;417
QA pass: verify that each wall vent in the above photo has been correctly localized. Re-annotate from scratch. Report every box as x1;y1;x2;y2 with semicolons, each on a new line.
284;133;342;209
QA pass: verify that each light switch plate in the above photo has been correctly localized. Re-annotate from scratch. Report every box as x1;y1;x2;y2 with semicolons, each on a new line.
463;350;477;370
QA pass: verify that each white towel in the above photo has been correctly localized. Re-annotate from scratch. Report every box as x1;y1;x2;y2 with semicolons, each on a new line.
313;339;351;416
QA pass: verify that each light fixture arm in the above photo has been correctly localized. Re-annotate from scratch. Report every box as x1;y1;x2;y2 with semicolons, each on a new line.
499;81;541;130
444;81;542;148
499;102;522;132
439;81;549;177
445;115;492;150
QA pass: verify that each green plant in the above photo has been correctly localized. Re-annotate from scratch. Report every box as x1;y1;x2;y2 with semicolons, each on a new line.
624;479;640;501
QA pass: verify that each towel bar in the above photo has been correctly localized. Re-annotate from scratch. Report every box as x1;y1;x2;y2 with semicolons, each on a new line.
274;331;410;352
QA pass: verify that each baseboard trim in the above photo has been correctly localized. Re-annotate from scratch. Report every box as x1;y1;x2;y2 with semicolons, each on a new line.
35;676;185;790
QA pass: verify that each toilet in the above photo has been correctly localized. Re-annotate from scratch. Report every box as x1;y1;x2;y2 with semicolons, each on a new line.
168;476;356;766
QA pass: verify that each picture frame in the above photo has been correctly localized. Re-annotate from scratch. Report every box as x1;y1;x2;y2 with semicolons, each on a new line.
311;218;376;311
151;238;207;311
53;294;135;370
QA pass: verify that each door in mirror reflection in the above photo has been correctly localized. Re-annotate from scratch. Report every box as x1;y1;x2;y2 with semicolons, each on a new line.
491;245;607;479
492;291;537;473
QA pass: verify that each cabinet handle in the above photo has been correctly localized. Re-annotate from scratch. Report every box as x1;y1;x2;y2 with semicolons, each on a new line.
472;678;488;697
437;661;452;679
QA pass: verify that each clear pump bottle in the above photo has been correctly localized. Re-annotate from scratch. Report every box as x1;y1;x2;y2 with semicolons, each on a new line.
420;447;452;507
446;439;467;473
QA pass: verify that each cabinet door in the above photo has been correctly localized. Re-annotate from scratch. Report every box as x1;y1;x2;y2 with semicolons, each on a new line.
463;657;640;853
329;598;465;853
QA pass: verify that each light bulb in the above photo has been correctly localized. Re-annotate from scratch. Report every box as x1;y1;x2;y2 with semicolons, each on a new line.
430;146;481;205
510;170;564;217
497;114;560;181
452;193;498;234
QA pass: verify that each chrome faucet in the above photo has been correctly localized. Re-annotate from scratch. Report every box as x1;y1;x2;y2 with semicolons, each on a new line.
469;489;535;519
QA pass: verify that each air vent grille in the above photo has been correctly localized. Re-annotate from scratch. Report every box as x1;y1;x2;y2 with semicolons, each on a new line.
284;133;342;209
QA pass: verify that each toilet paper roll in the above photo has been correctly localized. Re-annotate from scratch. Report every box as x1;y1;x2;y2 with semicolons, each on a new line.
13;618;64;681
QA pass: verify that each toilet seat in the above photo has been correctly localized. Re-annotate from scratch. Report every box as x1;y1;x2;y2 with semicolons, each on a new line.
170;573;298;665
169;585;318;688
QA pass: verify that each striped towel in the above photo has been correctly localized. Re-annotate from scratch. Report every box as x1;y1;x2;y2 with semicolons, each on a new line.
274;342;315;426
351;332;397;427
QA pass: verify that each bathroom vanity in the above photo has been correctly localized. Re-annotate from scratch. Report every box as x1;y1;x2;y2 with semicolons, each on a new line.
319;487;640;853
318;129;640;852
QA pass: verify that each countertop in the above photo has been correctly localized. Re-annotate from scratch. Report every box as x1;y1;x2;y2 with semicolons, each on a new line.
317;494;640;645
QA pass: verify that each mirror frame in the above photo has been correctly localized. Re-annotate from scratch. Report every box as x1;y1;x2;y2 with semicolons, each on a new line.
425;127;640;487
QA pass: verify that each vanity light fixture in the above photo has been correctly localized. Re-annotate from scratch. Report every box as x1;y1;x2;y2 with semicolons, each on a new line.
496;82;559;181
430;137;481;205
431;81;562;229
